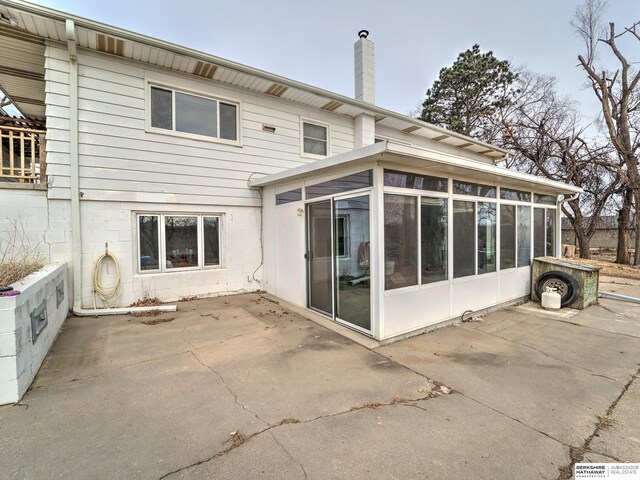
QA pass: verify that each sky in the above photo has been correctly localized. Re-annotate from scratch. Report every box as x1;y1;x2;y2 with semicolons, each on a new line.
29;0;640;125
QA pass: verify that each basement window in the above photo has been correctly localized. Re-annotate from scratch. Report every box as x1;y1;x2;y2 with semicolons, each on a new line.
149;85;239;142
137;214;222;273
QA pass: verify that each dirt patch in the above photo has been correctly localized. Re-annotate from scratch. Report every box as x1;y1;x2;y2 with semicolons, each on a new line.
128;297;165;317
129;297;163;307
352;402;384;411
568;256;640;280
179;295;198;302
141;317;175;326
275;417;300;426
218;432;248;456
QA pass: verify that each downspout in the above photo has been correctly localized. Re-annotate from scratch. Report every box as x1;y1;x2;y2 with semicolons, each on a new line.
65;20;175;316
557;192;581;258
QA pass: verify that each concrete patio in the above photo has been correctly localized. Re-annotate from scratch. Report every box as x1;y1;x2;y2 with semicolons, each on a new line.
0;277;639;479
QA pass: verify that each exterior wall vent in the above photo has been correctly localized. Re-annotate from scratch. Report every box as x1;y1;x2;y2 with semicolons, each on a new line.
193;61;217;79
30;300;47;344
432;134;450;141
322;100;343;112
265;83;288;97
96;34;125;56
402;125;421;134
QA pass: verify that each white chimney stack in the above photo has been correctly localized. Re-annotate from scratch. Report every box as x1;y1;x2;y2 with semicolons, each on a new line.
354;30;375;148
354;30;375;104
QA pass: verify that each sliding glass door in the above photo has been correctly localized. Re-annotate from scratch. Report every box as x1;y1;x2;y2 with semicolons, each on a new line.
307;194;371;333
307;200;333;316
334;195;370;331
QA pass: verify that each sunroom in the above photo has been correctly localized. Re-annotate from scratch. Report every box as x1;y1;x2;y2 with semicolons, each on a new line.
255;140;582;343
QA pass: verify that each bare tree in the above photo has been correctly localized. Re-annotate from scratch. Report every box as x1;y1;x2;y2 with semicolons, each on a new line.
0;94;11;109
573;0;640;264
498;70;621;258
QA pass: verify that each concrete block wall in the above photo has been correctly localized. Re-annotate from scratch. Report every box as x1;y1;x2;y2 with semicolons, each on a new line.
0;263;68;404
77;200;263;307
0;189;50;261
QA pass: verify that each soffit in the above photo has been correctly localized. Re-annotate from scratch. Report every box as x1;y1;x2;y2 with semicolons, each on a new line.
252;141;582;196
0;23;45;117
0;1;508;160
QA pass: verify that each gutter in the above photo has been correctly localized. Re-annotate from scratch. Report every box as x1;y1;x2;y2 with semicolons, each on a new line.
559;192;580;205
2;0;509;160
65;19;175;317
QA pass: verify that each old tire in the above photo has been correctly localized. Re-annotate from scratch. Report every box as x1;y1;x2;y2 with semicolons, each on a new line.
535;271;579;307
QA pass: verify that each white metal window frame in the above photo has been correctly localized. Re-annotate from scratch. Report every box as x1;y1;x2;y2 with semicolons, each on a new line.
136;213;224;274
145;81;242;146
498;189;533;271
451;192;498;279
300;118;331;159
382;188;450;291
533;206;558;257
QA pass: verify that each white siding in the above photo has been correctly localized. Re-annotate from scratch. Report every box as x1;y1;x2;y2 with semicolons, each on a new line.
44;46;356;207
44;45;71;200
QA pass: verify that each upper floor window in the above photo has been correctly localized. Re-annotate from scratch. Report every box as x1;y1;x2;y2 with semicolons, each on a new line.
150;86;238;142
302;121;329;157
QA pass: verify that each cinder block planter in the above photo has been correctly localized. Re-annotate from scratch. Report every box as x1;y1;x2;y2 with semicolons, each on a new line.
0;263;68;404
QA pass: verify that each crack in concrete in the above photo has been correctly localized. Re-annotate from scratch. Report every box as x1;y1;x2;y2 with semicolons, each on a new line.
180;328;265;428
454;390;573;448
585;449;624;463
269;430;308;479
375;345;583;447
471;328;617;381
545;316;640;339
599;304;637;320
556;368;640;480
156;393;442;479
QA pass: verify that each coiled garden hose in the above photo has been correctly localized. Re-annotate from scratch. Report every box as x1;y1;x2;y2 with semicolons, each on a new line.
92;251;122;309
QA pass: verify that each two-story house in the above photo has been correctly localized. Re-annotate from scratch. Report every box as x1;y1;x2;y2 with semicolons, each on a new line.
0;0;581;342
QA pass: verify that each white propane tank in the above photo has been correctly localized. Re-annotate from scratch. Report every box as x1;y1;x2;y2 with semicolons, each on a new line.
541;287;561;310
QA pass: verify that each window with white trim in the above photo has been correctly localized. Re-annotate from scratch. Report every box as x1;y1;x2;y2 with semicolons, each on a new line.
452;199;497;278
498;201;533;270
302;121;328;156
533;207;556;257
149;86;238;142
137;214;221;272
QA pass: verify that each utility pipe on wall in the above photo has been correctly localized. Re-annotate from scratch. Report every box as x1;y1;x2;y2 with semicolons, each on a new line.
65;20;176;316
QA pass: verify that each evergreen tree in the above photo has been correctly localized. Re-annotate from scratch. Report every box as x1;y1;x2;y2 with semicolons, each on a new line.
420;44;517;140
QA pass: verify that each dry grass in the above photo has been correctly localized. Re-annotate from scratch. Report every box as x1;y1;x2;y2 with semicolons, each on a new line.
567;257;640;280
0;218;45;289
129;297;163;307
128;297;164;317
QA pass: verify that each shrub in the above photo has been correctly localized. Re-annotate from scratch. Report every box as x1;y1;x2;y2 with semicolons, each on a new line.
0;219;45;288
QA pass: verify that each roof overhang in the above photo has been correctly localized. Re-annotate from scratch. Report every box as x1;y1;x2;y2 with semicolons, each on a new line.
0;0;509;161
251;140;583;196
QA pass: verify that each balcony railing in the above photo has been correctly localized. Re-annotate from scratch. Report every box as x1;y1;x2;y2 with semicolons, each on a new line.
1;125;46;184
